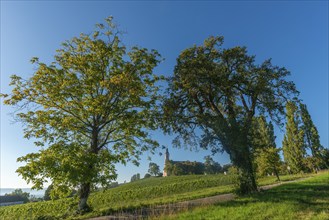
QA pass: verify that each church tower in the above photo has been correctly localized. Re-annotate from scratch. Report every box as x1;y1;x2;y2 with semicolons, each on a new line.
163;148;170;177
165;148;169;162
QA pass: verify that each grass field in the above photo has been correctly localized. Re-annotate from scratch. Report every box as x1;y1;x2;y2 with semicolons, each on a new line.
160;171;329;220
0;172;316;220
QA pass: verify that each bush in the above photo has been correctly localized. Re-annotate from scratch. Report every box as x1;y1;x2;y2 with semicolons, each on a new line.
144;173;152;179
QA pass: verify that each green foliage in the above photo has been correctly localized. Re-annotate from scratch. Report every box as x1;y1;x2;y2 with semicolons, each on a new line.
283;102;325;173
144;173;152;179
222;164;233;172
252;116;282;180
303;156;319;173
321;148;329;168
255;147;282;178
44;184;77;201
300;103;325;170
148;162;161;176
106;182;119;189
130;173;141;182
44;185;54;201
204;156;222;174
5;189;30;203
251;116;276;150
1;17;162;210
165;161;205;176
282;101;306;173
227;166;239;175
0;197;76;220
162;36;298;194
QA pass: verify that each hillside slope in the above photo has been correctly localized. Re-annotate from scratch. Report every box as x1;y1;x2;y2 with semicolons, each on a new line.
0;173;312;219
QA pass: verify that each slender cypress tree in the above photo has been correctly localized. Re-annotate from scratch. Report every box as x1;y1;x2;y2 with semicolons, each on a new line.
253;116;276;148
300;103;324;170
253;116;281;180
282;101;306;173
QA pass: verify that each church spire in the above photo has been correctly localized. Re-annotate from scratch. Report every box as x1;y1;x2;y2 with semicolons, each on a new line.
163;148;170;177
165;148;169;162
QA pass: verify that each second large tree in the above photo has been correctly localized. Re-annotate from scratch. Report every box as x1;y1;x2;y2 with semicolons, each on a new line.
163;36;298;194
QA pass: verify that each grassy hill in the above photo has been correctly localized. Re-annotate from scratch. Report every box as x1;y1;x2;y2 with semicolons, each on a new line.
160;171;329;220
0;173;314;219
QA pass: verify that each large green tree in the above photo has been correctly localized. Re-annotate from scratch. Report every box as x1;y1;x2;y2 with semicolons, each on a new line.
252;116;281;181
300;103;324;170
162;36;298;194
282;101;306;173
1;17;161;212
204;156;222;174
148;162;161;176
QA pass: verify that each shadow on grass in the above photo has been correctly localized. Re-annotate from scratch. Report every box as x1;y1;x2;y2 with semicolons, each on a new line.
212;178;329;216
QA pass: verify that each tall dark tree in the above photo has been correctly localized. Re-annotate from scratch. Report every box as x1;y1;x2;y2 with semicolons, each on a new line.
300;103;324;170
252;116;276;150
252;116;281;181
162;36;298;194
1;17;161;212
44;184;54;201
321;148;329;168
282;101;306;173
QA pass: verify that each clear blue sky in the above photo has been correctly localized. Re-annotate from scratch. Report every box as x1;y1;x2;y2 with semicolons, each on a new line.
1;1;328;188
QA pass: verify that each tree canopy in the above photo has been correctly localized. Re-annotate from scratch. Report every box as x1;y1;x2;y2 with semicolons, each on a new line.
282;101;306;173
1;17;162;211
130;173;141;182
162;36;298;193
300;103;325;170
252;116;281;180
5;189;30;203
148;162;161;176
204;156;222;174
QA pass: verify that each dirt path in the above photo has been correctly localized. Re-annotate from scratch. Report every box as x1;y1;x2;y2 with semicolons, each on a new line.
89;177;310;220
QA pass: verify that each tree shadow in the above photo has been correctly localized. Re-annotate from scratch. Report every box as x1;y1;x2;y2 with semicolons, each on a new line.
212;180;329;216
87;177;329;219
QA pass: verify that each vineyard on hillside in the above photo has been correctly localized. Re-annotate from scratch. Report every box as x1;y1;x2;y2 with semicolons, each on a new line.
0;173;310;220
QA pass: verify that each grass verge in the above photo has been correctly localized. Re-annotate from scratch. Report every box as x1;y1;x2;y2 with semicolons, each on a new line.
160;171;329;220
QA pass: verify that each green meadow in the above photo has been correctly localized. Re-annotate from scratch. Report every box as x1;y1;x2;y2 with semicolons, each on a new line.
161;171;329;220
0;172;317;219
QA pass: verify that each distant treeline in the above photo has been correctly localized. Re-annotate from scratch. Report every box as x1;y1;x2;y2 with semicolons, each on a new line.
165;158;232;176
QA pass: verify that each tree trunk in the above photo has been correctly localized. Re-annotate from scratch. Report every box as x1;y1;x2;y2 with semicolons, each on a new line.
77;128;98;212
230;141;258;194
236;157;258;194
274;168;280;181
78;182;91;213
